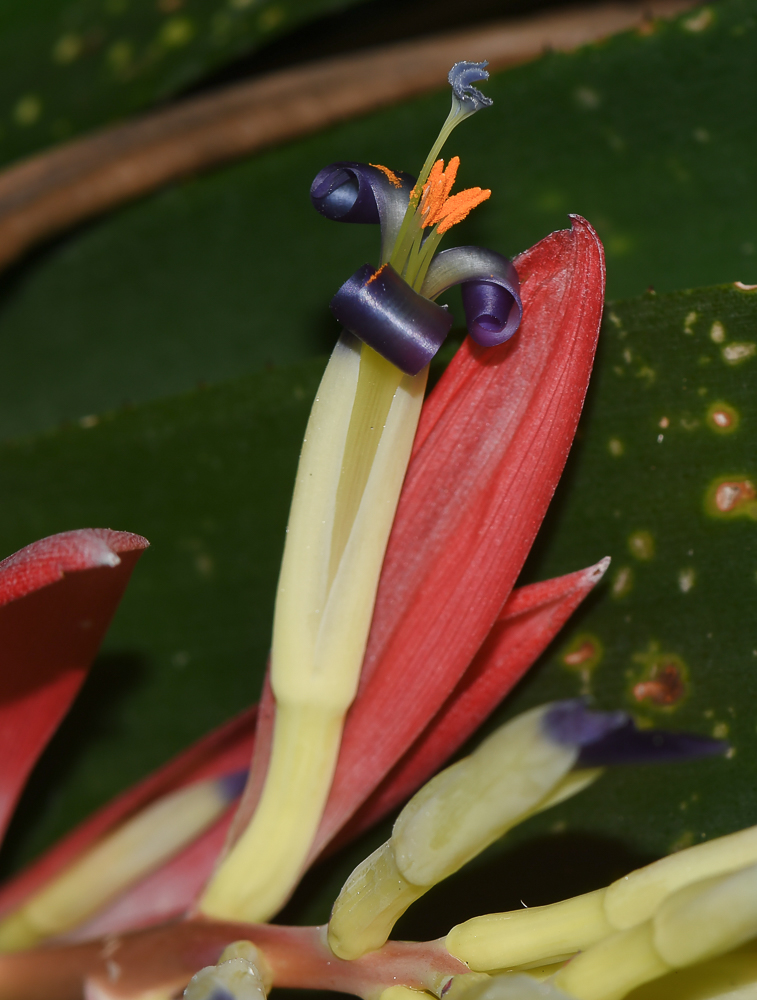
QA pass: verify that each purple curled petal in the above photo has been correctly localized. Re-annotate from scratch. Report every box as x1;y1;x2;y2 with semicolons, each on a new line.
461;279;522;347
543;699;729;767
310;162;415;260
330;263;453;376
421;246;522;347
311;162;381;223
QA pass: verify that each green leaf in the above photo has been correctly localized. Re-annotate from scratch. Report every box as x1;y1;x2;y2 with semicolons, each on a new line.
2;0;757;441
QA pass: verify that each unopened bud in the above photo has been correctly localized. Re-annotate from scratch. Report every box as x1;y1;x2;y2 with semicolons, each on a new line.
184;942;269;1000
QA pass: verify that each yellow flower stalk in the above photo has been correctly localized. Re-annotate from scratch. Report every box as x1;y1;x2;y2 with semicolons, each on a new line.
200;338;426;922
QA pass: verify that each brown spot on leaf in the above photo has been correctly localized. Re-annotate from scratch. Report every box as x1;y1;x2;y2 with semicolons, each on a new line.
629;644;689;712
633;663;686;707
715;479;755;512
706;402;739;433
564;642;596;666
561;633;603;675
704;475;757;519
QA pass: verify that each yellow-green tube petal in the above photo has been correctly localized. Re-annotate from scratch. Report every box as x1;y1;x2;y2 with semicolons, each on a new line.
604;824;757;932
628;939;757;1000
446;889;612;972
329;705;590;960
653;863;757;969
0;778;231;951
553;923;670;1000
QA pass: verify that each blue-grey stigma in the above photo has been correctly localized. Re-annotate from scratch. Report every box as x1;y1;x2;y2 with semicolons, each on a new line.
448;60;493;114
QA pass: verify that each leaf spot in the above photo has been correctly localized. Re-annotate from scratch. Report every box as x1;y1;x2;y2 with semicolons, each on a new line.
683;7;713;32
722;342;756;364
710;321;726;343
14;94;42;127
53;33;83;64
159;16;195;47
611;566;633;598
574;86;601;109
706;477;757;517
678;568;696;592
631;645;688;710
628;530;654;561
561;633;603;673
706;401;739;433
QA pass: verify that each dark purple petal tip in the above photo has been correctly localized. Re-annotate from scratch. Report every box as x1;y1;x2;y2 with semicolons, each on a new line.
218;768;249;801
544;699;627;748
576;723;729;768
461;276;522;347
543;699;729;767
310;161;414;225
330;263;453;375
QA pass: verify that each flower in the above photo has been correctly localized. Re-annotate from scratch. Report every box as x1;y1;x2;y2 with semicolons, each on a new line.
0;62;736;1000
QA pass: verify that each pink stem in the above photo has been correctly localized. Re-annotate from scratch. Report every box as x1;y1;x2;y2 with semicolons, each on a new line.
0;920;467;1000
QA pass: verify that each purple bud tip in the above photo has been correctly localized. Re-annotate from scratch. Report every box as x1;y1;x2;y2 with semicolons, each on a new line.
449;61;493;112
331;263;453;375
543;699;729;767
218;768;248;801
544;699;628;747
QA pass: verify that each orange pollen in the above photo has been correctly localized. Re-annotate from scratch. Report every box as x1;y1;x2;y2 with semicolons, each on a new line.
365;262;389;286
434;187;491;234
419;157;460;227
369;163;402;188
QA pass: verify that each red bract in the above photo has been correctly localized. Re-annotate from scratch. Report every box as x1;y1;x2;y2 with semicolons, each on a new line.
0;529;148;845
267;214;605;863
0;217;605;996
333;557;611;852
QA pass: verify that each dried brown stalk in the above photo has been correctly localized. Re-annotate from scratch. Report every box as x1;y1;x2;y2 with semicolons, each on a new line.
0;0;693;271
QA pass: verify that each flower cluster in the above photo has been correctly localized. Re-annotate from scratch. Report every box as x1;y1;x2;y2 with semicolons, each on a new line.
0;62;751;1000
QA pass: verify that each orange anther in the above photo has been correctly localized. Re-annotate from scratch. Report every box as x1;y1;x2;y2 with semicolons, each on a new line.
419;159;447;223
416;158;489;235
434;187;491;234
